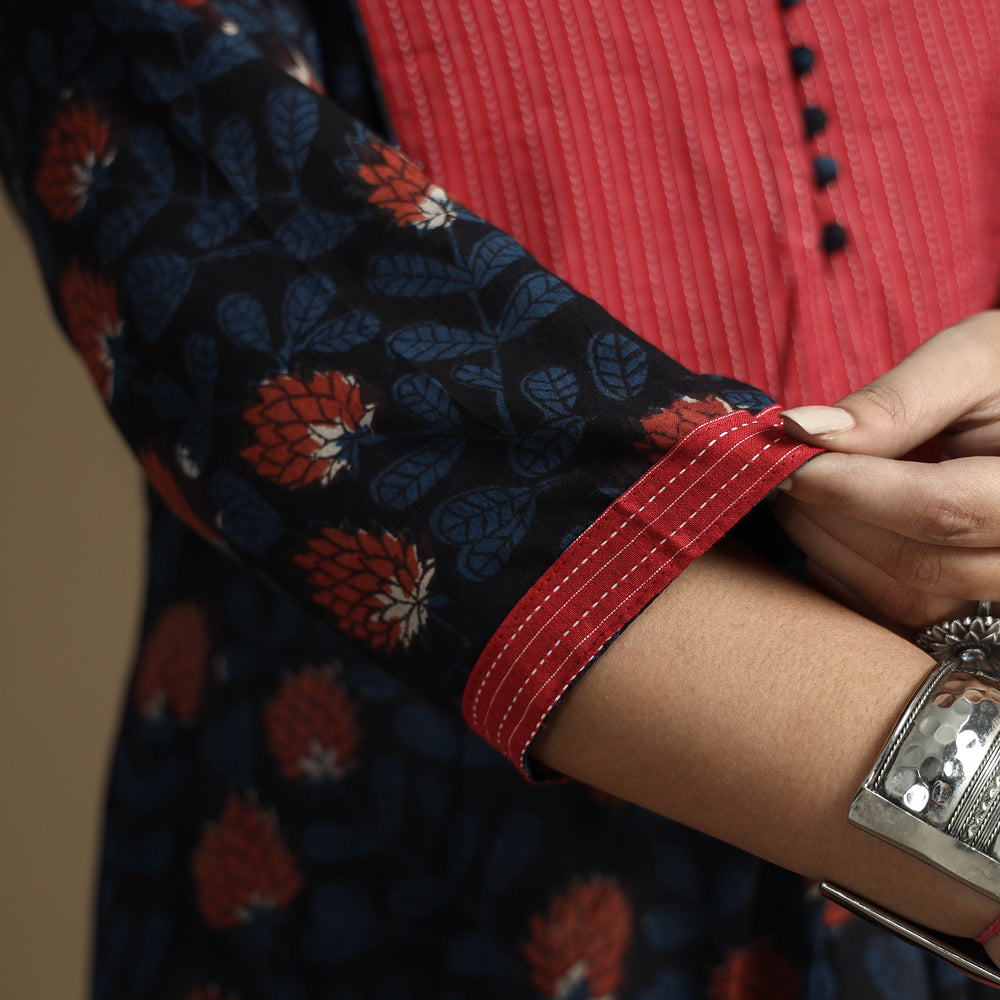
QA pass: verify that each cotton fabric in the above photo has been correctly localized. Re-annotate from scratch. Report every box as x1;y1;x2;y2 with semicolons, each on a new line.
0;0;994;997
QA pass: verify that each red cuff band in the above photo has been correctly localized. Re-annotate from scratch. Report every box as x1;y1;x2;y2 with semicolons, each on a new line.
975;913;1000;945
462;404;819;777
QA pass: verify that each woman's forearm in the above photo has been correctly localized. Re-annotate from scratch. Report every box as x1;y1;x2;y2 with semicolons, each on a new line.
533;540;1000;949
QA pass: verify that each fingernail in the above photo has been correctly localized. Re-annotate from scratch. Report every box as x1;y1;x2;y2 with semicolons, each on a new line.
780;405;855;437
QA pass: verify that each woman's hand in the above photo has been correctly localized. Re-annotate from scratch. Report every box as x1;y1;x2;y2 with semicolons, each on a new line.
773;311;1000;630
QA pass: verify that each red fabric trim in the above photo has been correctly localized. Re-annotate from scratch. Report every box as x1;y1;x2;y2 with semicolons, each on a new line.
462;405;820;778
976;913;1000;946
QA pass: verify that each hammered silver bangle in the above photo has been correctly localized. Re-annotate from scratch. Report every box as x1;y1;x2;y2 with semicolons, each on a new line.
822;602;1000;986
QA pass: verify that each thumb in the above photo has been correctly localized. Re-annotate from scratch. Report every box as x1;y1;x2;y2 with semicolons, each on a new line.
780;314;1000;458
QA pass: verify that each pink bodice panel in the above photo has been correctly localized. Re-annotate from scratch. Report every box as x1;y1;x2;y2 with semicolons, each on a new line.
357;0;1000;406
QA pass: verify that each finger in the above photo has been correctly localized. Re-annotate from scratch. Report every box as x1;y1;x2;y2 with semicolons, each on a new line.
781;312;1000;457
779;453;1000;547
773;496;980;627
775;495;1000;603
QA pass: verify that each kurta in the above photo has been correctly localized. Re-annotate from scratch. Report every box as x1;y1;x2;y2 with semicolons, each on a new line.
0;0;997;996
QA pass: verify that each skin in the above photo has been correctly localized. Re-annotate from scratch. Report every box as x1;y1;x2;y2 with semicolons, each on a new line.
534;313;1000;969
774;311;1000;630
532;541;1000;965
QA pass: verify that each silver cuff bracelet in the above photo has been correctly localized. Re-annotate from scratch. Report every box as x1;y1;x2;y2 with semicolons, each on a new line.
823;602;1000;986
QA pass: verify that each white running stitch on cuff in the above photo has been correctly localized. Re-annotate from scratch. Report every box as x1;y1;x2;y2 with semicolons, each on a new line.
502;437;786;761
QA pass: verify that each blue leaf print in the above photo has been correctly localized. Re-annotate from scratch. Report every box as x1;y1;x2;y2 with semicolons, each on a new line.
634;971;698;1000
371;753;406;834
348;659;404;702
201;702;256;787
217;293;271;352
25;29;58;90
112;745;188;816
270;2;305;36
177;413;212;475
704;376;773;412
415;768;448;824
186;197;252;250
78;48;127;95
392;703;459;761
387;324;495;361
128;123;174;191
212;0;269;32
389;876;447;920
497;272;575;341
446;812;481;882
283;274;337;340
483;812;540;892
431;486;532;544
707;857;756;915
368;254;475;297
192;30;259;84
452;364;504;391
95;0;196;32
806;960;838;1000
301;883;379;964
467;230;527;286
276;212;356;259
521;366;578;416
146;374;193;420
370;438;464;509
509;419;583;477
104;830;172;877
300;312;380;353
301;823;381;866
212;471;284;554
651;839;700;899
643;903;705;951
212;115;257;196
128;908;171;996
124;251;195;341
97;196;167;263
588;329;648;400
393;373;461;429
431;487;535;580
134;64;191;103
863;933;926;1000
60;10;97;75
185;331;218;403
267;87;320;175
448;931;515;978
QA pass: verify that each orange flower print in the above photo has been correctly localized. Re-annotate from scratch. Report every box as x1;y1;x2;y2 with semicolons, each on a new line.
132;600;212;724
822;898;853;928
57;262;121;400
636;395;734;460
522;877;633;999
35;102;115;221
192;797;304;930
707;941;799;1000
264;667;361;781
295;528;434;655
356;141;456;230
139;448;220;544
242;371;375;489
275;44;325;95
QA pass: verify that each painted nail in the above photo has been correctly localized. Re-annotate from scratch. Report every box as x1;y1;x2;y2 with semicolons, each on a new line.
780;405;855;437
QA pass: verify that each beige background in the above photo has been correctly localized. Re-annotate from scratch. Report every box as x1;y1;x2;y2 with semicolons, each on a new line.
0;196;144;997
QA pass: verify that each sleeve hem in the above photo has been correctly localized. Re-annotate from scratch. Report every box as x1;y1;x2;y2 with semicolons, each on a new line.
461;404;821;780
